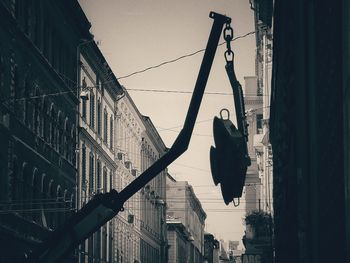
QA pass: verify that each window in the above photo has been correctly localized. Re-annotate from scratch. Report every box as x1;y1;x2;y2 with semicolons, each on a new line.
57;113;63;154
64;119;69;159
71;125;76;164
50;105;56;147
97;100;101;135
103;167;107;193
33;89;40;135
103;109;108;144
42;101;48;139
11;63;18;102
82;144;86;189
82;77;87;119
24;77;32;127
89;152;94;193
97;160;101;192
90;92;95;128
110;116;113;150
256;114;263;134
110;170;113;191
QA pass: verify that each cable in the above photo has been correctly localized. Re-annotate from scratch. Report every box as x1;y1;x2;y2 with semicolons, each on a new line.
125;88;269;97
0;31;256;105
117;31;256;80
0;91;74;103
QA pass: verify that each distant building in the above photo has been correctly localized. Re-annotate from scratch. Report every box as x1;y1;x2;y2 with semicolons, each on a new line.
139;115;168;263
219;241;229;262
228;240;243;263
166;176;207;263
113;90;146;263
204;233;220;263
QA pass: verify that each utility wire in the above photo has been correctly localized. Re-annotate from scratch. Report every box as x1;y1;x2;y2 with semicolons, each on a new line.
117;31;256;80
1;30;256;106
126;88;270;97
0;31;257;103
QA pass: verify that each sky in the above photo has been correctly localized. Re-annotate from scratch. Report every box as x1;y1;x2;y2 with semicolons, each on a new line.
78;0;256;248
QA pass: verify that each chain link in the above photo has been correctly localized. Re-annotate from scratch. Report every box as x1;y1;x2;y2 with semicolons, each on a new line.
223;22;234;63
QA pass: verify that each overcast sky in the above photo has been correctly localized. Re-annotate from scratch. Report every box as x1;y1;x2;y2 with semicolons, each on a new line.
78;0;256;248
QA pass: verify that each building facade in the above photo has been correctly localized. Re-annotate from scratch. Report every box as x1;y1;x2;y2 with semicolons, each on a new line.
0;0;90;261
243;76;263;213
204;233;220;263
270;1;349;262
166;176;206;263
242;1;274;260
77;39;122;262
113;90;145;263
139;115;168;263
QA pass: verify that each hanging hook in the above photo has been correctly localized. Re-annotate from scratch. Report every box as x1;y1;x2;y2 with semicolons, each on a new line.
220;108;230;120
232;198;240;207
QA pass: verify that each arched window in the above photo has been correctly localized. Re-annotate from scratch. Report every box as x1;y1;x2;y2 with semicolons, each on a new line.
32;168;40;223
90;92;95;128
22;162;31;219
56;185;63;226
40;174;48;228
47;180;55;229
10;157;19;202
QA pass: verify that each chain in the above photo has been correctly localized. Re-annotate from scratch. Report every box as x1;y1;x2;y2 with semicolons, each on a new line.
223;22;234;63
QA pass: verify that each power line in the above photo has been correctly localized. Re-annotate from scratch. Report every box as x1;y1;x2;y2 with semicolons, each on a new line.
0;31;257;103
125;88;269;97
117;31;256;80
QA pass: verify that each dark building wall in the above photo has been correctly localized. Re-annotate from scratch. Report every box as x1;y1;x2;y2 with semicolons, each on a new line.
270;1;348;263
344;1;350;260
0;0;90;261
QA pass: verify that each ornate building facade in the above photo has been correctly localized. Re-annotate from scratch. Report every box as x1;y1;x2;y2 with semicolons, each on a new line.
113;91;145;263
77;39;122;262
139;116;168;263
0;0;90;261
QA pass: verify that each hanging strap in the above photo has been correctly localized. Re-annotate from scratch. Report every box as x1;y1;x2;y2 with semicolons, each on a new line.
223;22;251;167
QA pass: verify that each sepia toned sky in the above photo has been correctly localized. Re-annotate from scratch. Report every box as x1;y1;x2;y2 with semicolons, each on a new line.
78;0;256;248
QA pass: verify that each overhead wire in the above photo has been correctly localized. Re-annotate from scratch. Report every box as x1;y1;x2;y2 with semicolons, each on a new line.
116;31;256;80
0;31;256;104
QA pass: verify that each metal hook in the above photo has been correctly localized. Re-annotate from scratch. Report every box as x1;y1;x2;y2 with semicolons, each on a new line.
232;198;240;207
219;108;230;120
224;50;234;64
